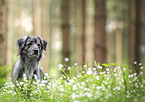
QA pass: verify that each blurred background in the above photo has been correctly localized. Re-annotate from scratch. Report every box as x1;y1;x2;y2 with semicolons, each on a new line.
0;0;145;77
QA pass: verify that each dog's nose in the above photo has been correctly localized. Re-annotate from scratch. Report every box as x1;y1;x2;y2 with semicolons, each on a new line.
34;49;39;55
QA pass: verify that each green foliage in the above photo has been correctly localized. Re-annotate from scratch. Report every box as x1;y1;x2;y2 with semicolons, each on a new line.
0;65;9;88
0;62;145;102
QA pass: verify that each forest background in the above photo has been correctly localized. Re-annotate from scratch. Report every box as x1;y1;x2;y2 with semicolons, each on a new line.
0;0;145;78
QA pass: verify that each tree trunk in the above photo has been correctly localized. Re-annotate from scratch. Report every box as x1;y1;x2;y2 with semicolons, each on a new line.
115;22;122;64
94;0;107;64
130;0;141;72
61;0;70;64
76;0;83;67
33;0;41;36
0;0;5;65
18;0;25;37
6;0;14;78
41;0;50;73
82;0;87;63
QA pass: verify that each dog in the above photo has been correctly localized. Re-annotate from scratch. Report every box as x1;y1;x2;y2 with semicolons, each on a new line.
12;36;47;84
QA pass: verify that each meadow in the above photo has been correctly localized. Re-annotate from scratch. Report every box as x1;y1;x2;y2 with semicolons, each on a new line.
0;61;145;102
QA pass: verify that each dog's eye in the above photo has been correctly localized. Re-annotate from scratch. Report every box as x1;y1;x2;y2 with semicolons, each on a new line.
37;43;41;47
27;42;32;46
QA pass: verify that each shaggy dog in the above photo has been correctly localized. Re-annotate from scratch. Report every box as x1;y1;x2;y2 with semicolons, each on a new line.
12;36;47;83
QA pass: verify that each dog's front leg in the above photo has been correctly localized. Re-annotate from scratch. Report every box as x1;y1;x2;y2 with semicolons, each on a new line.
12;60;23;83
29;68;34;80
36;67;41;80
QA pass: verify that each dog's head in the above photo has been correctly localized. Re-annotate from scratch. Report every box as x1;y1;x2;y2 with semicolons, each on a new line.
17;36;47;60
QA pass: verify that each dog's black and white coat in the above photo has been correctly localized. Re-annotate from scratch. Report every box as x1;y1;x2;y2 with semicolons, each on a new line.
12;36;47;83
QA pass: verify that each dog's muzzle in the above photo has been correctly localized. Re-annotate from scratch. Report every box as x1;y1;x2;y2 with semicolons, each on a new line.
29;49;39;57
33;49;39;55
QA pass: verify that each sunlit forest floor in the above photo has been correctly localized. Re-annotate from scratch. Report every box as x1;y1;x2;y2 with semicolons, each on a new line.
0;62;145;102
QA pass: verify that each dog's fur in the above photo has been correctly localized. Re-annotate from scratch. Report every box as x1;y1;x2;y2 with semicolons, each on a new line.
12;36;47;83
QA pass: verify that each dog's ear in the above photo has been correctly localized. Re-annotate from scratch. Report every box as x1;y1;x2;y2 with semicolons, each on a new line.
38;37;47;51
17;36;29;49
17;38;24;49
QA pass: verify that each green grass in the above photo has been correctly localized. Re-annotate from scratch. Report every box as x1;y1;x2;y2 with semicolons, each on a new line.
0;62;145;102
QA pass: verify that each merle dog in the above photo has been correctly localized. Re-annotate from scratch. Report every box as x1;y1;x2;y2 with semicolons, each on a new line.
12;36;47;83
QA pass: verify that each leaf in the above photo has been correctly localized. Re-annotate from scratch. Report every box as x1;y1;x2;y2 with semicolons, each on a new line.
94;61;100;67
109;63;118;66
102;63;108;67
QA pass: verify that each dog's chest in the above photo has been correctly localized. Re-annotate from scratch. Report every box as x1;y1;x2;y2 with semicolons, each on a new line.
23;58;38;75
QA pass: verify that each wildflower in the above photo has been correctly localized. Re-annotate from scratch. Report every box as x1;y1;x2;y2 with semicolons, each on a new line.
126;95;129;98
48;82;51;85
116;66;120;70
87;70;93;75
67;77;70;80
71;93;78;99
41;80;48;84
34;74;38;79
69;79;75;83
141;85;143;88
97;66;102;69
73;77;77;80
72;85;77;90
84;88;88;91
93;71;97;76
140;67;143;69
14;92;16;95
117;86;121;90
143;80;145;83
93;68;96;70
121;78;124;82
20;82;24;85
130;74;134;78
96;86;102;89
30;93;32;96
65;90;68;93
8;77;11;81
23;74;27;80
114;68;117;72
7;90;13;93
114;73;117;77
77;75;80;78
73;100;79;102
134;76;138;80
82;71;85;73
84;65;87;67
68;67;71;70
38;83;45;87
129;81;132;83
47;85;50;89
51;73;55;76
95;76;99;80
60;88;64;92
140;72;143;75
100;72;105;74
44;73;49;76
134;61;137;64
134;73;137;76
65;58;69;62
74;63;78;66
58;64;63;68
81;82;85;85
106;68;109;71
139;62;142;66
23;74;26;77
86;93;93;98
